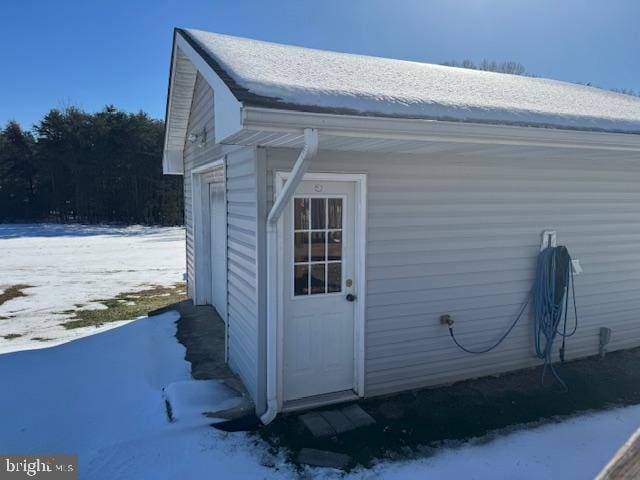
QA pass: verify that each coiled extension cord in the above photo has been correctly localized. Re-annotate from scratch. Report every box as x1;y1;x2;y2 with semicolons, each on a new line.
445;246;578;389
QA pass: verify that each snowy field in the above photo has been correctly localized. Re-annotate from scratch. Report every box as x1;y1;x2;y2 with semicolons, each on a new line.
0;224;185;353
0;223;635;478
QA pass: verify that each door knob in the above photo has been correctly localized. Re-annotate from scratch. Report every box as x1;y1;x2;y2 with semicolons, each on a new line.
346;293;357;302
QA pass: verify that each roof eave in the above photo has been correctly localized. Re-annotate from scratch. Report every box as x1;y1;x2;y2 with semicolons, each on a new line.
237;106;640;153
168;28;640;162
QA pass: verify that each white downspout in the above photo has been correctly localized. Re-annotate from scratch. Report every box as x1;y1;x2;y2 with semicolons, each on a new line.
260;128;318;425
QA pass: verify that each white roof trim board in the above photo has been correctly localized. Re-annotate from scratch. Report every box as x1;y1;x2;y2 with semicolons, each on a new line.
163;46;197;174
178;28;640;135
162;31;243;174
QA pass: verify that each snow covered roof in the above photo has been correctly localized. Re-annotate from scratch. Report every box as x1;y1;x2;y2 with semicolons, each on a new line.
178;28;640;134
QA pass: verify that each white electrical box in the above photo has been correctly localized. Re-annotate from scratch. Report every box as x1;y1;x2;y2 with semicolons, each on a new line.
571;259;583;275
540;230;557;251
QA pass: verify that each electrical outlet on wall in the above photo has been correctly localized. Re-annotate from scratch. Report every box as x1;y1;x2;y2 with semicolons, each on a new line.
571;259;583;275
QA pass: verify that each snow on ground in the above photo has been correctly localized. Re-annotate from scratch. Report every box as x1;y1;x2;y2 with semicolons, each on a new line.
185;29;640;133
0;223;636;479
347;408;640;479
0;312;293;479
0;224;185;353
0;308;636;479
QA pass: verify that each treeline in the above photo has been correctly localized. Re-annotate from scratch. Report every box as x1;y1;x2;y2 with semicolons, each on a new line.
440;59;640;96
441;59;527;75
0;106;183;225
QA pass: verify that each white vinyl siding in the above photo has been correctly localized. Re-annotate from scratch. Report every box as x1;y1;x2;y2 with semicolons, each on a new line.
183;73;216;299
182;72;262;408
225;147;261;404
265;146;640;398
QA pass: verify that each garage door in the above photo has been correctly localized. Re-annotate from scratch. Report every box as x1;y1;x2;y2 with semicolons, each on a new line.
208;176;226;320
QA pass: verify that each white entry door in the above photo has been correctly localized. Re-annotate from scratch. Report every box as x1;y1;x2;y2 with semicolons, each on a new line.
283;179;357;401
209;179;226;319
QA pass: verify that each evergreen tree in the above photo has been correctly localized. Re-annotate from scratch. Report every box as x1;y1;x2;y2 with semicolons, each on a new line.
0;106;183;225
0;121;37;220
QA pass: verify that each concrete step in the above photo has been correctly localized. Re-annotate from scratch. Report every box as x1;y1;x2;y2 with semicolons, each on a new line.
297;448;351;469
299;404;376;437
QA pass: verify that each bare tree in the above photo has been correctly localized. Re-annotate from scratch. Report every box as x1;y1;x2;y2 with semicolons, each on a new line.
461;59;477;70
498;61;526;75
441;58;527;76
479;59;497;72
611;87;639;97
441;59;637;96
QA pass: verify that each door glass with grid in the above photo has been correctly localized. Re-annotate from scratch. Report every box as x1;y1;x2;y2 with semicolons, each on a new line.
293;197;343;296
283;179;357;401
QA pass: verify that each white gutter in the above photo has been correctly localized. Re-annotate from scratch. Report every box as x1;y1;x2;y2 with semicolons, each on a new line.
261;128;318;425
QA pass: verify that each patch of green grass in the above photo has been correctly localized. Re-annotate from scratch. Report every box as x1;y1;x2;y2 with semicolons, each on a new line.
61;283;187;330
31;336;53;342
0;284;32;306
2;333;22;340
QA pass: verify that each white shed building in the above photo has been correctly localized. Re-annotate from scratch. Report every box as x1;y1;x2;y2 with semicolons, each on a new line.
162;28;640;422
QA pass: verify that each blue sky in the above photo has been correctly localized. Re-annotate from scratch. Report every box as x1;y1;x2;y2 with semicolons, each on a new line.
2;0;638;128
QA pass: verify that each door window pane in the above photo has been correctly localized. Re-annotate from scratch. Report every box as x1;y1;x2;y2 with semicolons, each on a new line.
327;231;342;261
294;198;309;230
310;264;326;295
310;232;326;262
294;265;309;295
294;232;309;263
311;198;326;229
327;263;342;293
293;196;343;297
328;198;343;229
